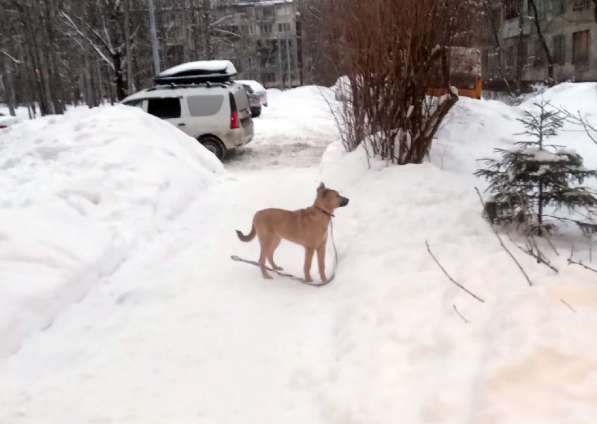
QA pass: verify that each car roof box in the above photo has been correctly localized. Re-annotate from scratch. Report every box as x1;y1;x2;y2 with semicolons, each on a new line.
154;60;238;84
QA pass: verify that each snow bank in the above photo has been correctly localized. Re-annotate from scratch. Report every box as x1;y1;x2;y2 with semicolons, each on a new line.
521;82;597;113
314;84;597;423
0;106;223;357
521;83;597;169
318;141;597;423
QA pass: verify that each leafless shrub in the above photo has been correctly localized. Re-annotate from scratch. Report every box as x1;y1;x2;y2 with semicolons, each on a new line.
321;0;479;164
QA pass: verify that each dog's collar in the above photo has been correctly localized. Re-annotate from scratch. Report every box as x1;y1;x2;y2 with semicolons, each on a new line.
314;206;334;218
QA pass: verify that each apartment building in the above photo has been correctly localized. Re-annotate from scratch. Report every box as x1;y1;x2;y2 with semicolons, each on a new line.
211;0;302;88
484;0;597;84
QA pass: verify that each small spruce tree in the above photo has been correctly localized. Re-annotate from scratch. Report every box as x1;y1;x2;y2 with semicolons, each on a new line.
475;99;597;235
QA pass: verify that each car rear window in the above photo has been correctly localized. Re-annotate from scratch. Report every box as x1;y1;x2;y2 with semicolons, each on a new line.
187;95;224;117
147;97;181;119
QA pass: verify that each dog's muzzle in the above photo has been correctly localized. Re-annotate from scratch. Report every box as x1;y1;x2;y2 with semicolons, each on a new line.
339;196;350;207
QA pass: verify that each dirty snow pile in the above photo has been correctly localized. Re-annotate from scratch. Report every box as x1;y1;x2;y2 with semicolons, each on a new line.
0;106;222;358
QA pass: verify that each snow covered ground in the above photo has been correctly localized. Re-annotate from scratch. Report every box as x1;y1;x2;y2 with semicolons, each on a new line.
1;84;597;424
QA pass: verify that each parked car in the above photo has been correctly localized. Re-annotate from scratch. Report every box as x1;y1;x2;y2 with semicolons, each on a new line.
236;80;267;117
240;84;262;118
121;60;254;160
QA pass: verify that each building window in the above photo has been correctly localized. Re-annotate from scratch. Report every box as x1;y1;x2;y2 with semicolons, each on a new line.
552;34;566;65
262;6;274;18
506;45;516;69
491;7;502;27
573;0;590;10
520;39;529;69
551;0;566;15
277;23;291;33
504;0;521;19
260;24;273;34
572;30;590;65
534;40;546;66
529;0;546;17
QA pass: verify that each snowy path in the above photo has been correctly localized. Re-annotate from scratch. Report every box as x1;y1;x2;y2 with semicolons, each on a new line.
0;164;337;423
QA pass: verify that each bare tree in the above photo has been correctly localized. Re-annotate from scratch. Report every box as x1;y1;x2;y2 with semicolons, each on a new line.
322;0;479;164
528;0;554;82
60;0;133;100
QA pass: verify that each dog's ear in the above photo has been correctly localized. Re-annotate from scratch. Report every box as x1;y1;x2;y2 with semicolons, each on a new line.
317;182;326;192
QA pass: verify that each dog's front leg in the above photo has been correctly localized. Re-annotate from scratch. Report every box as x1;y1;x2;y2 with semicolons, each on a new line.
316;241;327;283
304;247;315;283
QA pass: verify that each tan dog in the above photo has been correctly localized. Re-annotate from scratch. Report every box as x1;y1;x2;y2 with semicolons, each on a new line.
236;183;349;282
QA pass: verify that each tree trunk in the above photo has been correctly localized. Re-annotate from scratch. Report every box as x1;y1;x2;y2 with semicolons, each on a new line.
124;0;135;94
538;179;544;234
113;53;126;100
528;0;554;83
1;56;17;116
97;61;105;105
44;0;65;114
201;0;212;59
516;9;525;94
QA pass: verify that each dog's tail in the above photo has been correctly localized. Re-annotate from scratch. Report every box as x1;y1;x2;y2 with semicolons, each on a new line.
236;222;256;242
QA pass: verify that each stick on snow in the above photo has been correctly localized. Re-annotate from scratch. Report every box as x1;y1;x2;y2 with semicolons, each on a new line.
567;258;597;275
474;187;533;287
425;240;485;303
452;304;470;323
560;298;577;313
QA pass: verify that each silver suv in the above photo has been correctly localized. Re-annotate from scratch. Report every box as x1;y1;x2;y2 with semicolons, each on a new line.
122;81;254;159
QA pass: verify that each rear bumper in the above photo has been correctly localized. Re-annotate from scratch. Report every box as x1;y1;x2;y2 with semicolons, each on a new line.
227;121;254;148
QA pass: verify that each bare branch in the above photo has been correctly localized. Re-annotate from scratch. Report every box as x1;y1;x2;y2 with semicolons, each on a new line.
59;10;115;70
452;304;470;323
568;258;597;274
560;298;576;313
475;187;534;286
0;50;22;65
425;240;485;303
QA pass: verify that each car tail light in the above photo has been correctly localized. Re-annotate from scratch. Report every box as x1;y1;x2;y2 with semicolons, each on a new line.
229;93;239;129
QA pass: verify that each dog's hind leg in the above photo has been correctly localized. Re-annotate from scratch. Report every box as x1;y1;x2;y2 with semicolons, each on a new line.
258;234;273;280
316;241;328;283
267;237;283;271
303;247;315;283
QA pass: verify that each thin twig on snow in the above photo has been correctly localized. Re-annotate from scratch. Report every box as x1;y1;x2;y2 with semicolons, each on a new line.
475;187;534;286
425;240;485;303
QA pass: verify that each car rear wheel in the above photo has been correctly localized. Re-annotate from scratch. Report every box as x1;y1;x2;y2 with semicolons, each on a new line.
200;136;226;160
